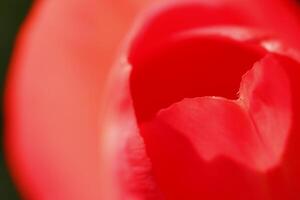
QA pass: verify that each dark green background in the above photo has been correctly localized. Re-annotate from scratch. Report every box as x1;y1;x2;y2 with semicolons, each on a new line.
0;1;32;199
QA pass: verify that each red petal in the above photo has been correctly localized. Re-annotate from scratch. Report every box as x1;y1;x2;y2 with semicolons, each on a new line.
5;1;153;199
139;54;300;200
129;0;300;63
130;29;267;122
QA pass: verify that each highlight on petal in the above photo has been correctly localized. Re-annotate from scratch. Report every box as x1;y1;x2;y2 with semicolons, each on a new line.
129;0;300;63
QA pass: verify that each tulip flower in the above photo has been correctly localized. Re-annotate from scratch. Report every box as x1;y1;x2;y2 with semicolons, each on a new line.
4;0;300;199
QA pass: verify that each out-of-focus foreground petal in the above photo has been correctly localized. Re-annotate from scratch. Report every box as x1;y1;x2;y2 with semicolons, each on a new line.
4;0;158;199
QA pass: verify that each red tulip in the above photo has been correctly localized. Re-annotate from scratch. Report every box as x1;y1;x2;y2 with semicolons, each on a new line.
5;0;300;199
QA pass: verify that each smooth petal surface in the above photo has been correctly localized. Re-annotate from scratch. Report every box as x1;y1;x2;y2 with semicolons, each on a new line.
137;44;300;200
129;0;300;64
5;1;159;199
